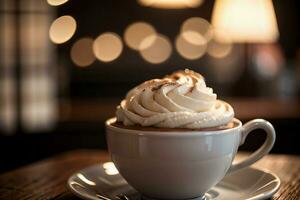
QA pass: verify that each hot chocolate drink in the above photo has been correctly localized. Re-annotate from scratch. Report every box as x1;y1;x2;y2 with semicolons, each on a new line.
106;69;276;200
111;120;239;132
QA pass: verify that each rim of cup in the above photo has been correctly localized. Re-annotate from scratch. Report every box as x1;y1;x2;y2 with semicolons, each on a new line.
106;117;242;137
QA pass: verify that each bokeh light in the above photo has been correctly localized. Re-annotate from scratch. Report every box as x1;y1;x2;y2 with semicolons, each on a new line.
181;17;213;43
181;31;207;46
49;15;76;44
124;22;157;50
175;32;207;60
47;0;69;6
207;37;233;59
70;38;95;67
139;34;172;64
138;0;204;9
93;32;123;62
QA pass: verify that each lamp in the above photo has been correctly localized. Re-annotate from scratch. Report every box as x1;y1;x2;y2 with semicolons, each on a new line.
138;0;204;9
211;0;279;96
211;0;279;43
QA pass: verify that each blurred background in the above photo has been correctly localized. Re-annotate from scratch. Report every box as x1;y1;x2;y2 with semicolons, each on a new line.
0;0;299;173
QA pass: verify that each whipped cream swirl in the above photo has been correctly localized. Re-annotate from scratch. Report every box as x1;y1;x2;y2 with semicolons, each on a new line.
116;69;234;129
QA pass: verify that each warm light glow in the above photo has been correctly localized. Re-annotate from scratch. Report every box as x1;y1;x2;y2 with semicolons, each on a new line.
175;32;207;60
103;162;115;169
124;22;157;50
105;168;119;176
47;0;69;6
77;173;96;186
181;31;207;46
211;0;279;43
177;17;211;59
207;33;232;59
139;34;172;64
70;38;95;67
181;17;213;43
102;162;119;175
139;35;157;51
49;15;76;44
138;0;204;9
93;32;123;62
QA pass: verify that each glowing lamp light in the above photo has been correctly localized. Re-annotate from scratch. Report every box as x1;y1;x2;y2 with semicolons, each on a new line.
49;15;76;44
138;0;204;9
211;0;279;43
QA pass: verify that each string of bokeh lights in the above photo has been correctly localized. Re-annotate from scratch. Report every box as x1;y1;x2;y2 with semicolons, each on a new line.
47;0;233;68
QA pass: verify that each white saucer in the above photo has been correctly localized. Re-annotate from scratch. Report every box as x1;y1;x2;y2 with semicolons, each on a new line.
68;162;280;200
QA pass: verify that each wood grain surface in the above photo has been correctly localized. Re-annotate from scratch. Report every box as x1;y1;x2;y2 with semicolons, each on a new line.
0;150;299;200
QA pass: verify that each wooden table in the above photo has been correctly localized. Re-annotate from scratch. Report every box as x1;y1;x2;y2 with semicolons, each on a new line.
0;150;299;200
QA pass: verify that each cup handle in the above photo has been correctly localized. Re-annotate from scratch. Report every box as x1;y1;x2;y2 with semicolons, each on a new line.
227;119;276;174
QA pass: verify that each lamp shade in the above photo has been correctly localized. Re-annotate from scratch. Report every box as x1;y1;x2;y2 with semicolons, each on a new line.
138;0;203;9
211;0;279;43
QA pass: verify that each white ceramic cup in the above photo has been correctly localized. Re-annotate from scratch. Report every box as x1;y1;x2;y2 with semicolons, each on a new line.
106;118;276;200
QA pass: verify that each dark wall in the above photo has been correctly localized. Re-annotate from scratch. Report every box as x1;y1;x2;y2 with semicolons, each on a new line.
53;0;300;98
